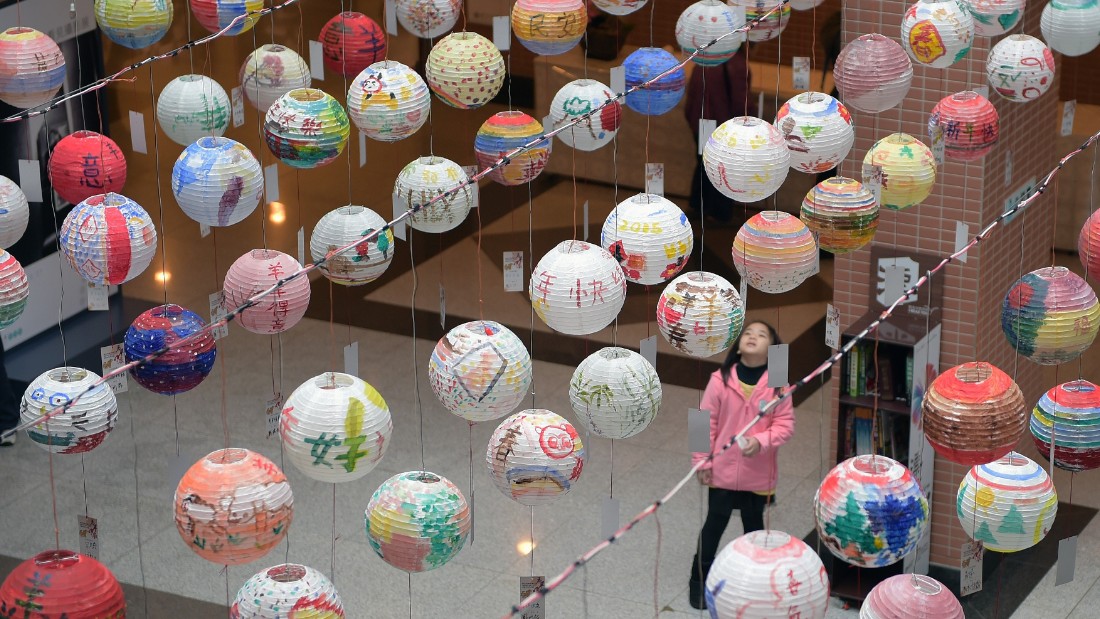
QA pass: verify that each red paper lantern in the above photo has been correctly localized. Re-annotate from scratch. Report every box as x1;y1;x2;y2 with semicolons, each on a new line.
928;91;999;162
0;550;126;617
48;131;127;205
320;11;386;77
921;361;1026;466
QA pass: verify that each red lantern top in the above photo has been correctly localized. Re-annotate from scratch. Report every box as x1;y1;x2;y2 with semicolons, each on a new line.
48;131;127;206
320;12;387;77
0;550;125;618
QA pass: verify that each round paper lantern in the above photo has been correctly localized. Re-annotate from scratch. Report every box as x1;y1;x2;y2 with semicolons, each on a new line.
675;0;745;65
801;177;879;254
791;0;827;8
705;530;829;619
156;74;230;146
512;0;587;55
347;60;431;142
776;92;855;174
730;0;792;42
364;471;470;571
486;409;586;506
311;205;394;286
703;117;790;203
601;193;693;285
733;211;818;294
281;372;393;483
1042;0;1100;56
0;175;30;248
428;320;533;423
59;193;157;285
223;249;311;334
232;564;344;619
834;33;913;114
0;550;125;618
863;133;936;211
569;347;661;439
1031;379;1100;472
426;32;505;110
20;367;118;454
957;452;1057;552
1079;209;1100;281
814;455;928;568
0;27;65;109
321;11;386;77
395;0;461;38
1002;266;1100;365
961;0;1025;36
95;0;174;49
474;111;550;186
928;90;999;161
623;47;685;116
239;44;312;113
901;0;975;68
48;131;128;206
171;136;263;227
987;35;1056;103
860;574;964;619
265;88;351;169
125;304;216;395
530;240;627;335
548;79;622;151
656;271;744;358
921;361;1026;465
190;0;263;35
393;156;473;233
174;448;294;565
592;0;648;16
0;250;29;328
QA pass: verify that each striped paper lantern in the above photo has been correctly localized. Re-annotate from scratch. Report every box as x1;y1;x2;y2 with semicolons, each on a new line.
1041;0;1100;57
1002;266;1100;365
901;0;975;68
860;575;964;619
928;90;999;161
601;193;694;285
223;249;311;334
957;453;1057;552
863;133;937;210
776;92;855;174
0;250;28;328
59;193;157;285
311;205;394;286
156;74;230;146
962;0;1025;36
125;304;216;395
987;35;1056;103
394;156;473;233
21;367;118;454
265;88;351;169
0;551;125;618
171;136;263;227
657;271;744;358
706;531;829;619
530;240;628;335
569;347;662;439
512;0;587;56
1031;379;1100;472
486;409;586;506
395;0;461;38
835;33;913;114
95;0;174;49
239;45;312;113
348;60;430;142
364;471;470;571
426;32;505;110
730;0;792;42
734;211;818;294
592;0;648;15
474;111;550;186
704;117;790;203
1079;209;1100;282
429;320;533;423
0;176;29;248
48;131;128;206
624;47;686;116
922;361;1027;466
801;177;879;254
676;0;745;65
548;79;622;151
791;0;827;7
0;27;66;109
190;0;263;35
232;564;344;619
321;11;386;77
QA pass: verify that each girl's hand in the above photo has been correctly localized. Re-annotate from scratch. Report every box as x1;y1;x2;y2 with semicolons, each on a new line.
696;469;712;486
741;436;761;457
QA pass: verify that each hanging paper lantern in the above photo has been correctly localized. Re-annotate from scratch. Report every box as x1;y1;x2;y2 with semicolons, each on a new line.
171;136;263;227
364;471;470;571
928;90;999;162
281;372;393;483
428;320;533;423
814;455;929;568
1031;379;1100;472
347;60;431;142
265;88;351;169
0;27;65;109
156;74;230;146
987;35;1056;103
863;133;936;211
1080;209;1100;281
95;0;174;49
321;11;386;77
239;44;312;113
776;92;855;174
0;175;30;248
512;0;587;56
0;250;28;328
601;193;693;285
548;79;622;152
1042;0;1100;57
125;304;216;395
395;0;461;38
921;361;1026;466
733;211;818;294
657;271;744;358
791;0;827;8
59;193;157;285
426;32;505;109
1002;266;1100;365
48;131;128;206
232;564;344;619
175;448;294;565
901;0;975;68
801;177;879;254
834;33;913;114
393;156;473;233
530;240;627;335
860;574;964;619
190;0;263;35
676;0;745;65
961;0;1025;37
957;452;1057;552
705;530;829;619
486;409;586;506
311;205;394;286
729;0;792;42
569;347;662;439
474;111;551;186
20;367;118;454
623;47;686;116
223;249;311;334
703;117;790;203
592;0;648;15
0;550;125;618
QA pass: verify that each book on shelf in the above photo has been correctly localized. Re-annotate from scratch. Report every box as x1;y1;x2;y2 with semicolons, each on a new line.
877;356;894;401
853;407;873;456
905;353;914;401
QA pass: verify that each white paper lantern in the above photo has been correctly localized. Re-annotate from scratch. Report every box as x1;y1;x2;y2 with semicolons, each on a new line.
395;0;461;38
530;240;627;335
834;33;914;114
592;0;648;15
706;530;829;619
0;175;29;248
790;0;827;8
393;156;473;233
0;250;28;329
569;347;661;439
156;74;230;146
171;137;263;227
703;117;790;203
775;92;855;174
1041;0;1100;57
961;0;1025;37
676;0;745;66
957;452;1058;553
231;564;344;619
429;321;532;423
548;79;622;152
311;205;394;286
239;44;311;113
222;249;311;334
347;60;431;142
987;35;1056;103
657;271;744;358
901;0;975;68
59;193;158;285
21;367;118;454
601;193;693;285
729;0;792;42
486;409;586;506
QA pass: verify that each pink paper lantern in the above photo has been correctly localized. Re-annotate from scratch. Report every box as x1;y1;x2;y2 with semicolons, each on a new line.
48;131;128;206
835;33;913;114
928;91;999;161
733;211;818;294
223;249;311;334
1079;208;1100;282
0;550;126;618
0;27;66;109
860;574;964;619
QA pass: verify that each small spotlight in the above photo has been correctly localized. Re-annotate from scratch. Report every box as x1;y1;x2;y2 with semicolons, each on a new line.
269;201;286;224
154;271;171;283
516;539;536;556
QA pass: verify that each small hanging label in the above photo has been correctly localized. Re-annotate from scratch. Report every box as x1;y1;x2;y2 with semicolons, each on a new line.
17;159;43;203
385;0;398;35
1004;150;1013;187
129;110;147;154
100;343;128;394
297;226;306;266
231;86;245;128
492;15;511;51
391;193;407;241
601;497;620;540
264;164;280;203
975;85;990;100
308;40;325;80
954;220;970;263
582;200;589;241
209;291;229;340
792;57;810;91
359;131;367;168
265;393;283;440
439;284;446;328
767;344;789;387
199;223;211;238
757;91;764;118
931;125;945;166
1062;100;1077;137
640;335;657;370
504;250;524;292
610;66;626;93
519;576;546;619
825;304;840;349
960;541;984;596
344;341;359;377
1056;536;1078;586
862;163;883;205
688;408;710;452
739;278;748;310
645;163;664;196
881;264;906;306
78;515;100;560
463;165;479;208
698;119;717;155
87;282;109;311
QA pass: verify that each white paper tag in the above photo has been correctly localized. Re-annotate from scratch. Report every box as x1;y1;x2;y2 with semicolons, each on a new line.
862;163;883;205
960;541;984;596
231;86;245;128
78;515;100;560
391;193;407;240
757;91;764;119
463;165;479;208
264;164;280;203
975;85;990;100
640;335;657;370
1057;536;1078;586
100;343;128;394
954;221;970;263
931;125;945;166
730;6;746;23
792;56;810;91
767;344;789;387
825;304;840;349
297;226;306;266
17;159;43;203
698;119;717;155
209;291;229;340
439;284;446;328
610;66;626;93
582;200;589;241
200;223;211;238
129;110;147;154
1004;150;1013;187
492;15;511;51
688;408;710;452
344;341;359;377
1062;100;1076;137
601;497;620;539
265;393;283;439
519;576;546;619
87;282;109;311
359;131;367;168
881;264;905;306
385;0;398;35
645;163;664;196
504;250;524;292
308;40;325;80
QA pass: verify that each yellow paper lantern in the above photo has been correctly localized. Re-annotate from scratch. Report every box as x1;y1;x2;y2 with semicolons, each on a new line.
426;32;505;110
801;177;879;254
862;133;936;210
95;0;174;49
512;0;587;56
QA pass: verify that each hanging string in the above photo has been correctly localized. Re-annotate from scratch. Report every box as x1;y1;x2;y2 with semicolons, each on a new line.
126;394;150;616
409;235;426;469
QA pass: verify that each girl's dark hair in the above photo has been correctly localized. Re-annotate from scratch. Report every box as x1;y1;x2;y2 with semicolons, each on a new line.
720;321;782;386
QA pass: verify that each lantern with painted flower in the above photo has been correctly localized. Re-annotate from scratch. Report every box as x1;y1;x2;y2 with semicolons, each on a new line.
901;0;975;68
548;79;622;151
601;193;694;285
987;35;1056;103
429;321;532;423
348;60;431;142
860;575;964;619
1002;266;1100;365
592;0;648;14
59;193;157;285
1031;379;1100;472
171;137;264;227
928;90;999;161
486;409;586;506
624;47;686;116
48;131;128;206
125;304;216;395
863;133;937;210
474;112;551;186
426;32;505;110
834;33;913;114
961;0;1025;37
0;250;28;328
957;452;1057;553
265;88;351;169
232;564;345;619
21;367;118;454
801;177;879;254
530;240;627;335
1041;0;1100;57
321;11;386;77
704;117;790;203
239;44;312;113
922;361;1027;466
0;176;28;249
364;471;470;571
657;271;744;358
394;156;474;233
706;531;829;619
569;347;661;439
95;0;174;49
0;27;65;109
156;74;231;146
395;0;461;38
512;0;587;55
776;92;855;174
0;551;125;618
734;211;818;294
223;249;311;334
311;205;394;286
676;0;745;65
729;0;792;42
190;0;263;35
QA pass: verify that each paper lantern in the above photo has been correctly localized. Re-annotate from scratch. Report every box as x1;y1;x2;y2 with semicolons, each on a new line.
174;448;294;565
364;471;470;571
395;0;461;38
957;452;1057;552
265;88;351;169
901;0;975;68
425;32;506;110
321;12;386;77
311;205;394;286
569;347;661;439
1079;209;1100;281
1031;379;1100;472
601;193;693;285
240;44;312;113
474;111;551;186
20;367;118;454
834;33;913;114
703;117;790;202
676;0;745;65
429;320;533;423
592;0;648;15
486;409;586;506
190;0;262;35
125;304;216;395
548;79;622;151
95;0;174;49
863;133;936;210
791;0;827;8
928;90;999;161
394;156;473;233
512;0;587;55
776;92;855;174
860;574;964;619
921;361;1026;466
0;27;65;109
0;250;28;328
814;455;928;568
623;47;685;116
171;136;263;227
801;177;879;254
705;530;828;619
961;0;1025;36
730;0;792;42
0;550;125;618
232;564;344;619
223;249;311;334
156;74;230;146
656;271;744;357
733;211;818;294
348;60;431;142
530;240;627;335
1002;266;1100;365
0;175;30;248
281;372;393;483
59;193;157;285
48;131;128;206
987;35;1056;103
1042;0;1100;56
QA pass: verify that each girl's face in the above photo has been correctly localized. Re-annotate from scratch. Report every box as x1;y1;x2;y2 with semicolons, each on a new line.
738;323;773;357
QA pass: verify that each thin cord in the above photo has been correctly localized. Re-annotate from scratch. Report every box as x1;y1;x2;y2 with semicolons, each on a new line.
127;395;150;616
409;235;426;469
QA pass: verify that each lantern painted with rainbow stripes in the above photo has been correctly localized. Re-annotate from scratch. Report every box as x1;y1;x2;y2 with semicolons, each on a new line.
125;304;216;395
0;27;66;109
95;0;174;49
264;88;351;169
800;177;878;254
733;211;818;294
474;111;550;186
364;471;470;571
957;452;1057;553
1031;379;1100;472
922;361;1027;466
486;409;586;506
729;0;792;42
512;0;587;56
59;193;158;285
1002;266;1100;365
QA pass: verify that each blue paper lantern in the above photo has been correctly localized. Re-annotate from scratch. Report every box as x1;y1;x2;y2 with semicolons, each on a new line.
624;47;685;116
125;304;217;395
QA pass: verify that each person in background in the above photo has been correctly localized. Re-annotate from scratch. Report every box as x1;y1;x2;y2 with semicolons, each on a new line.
687;321;795;610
